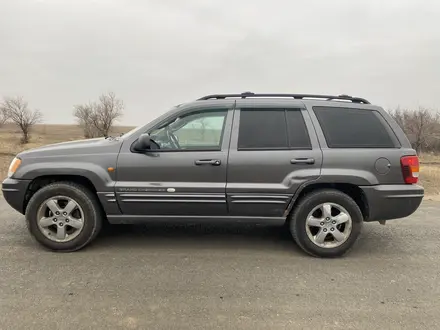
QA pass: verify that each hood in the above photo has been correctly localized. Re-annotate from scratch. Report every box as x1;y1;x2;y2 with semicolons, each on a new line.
18;137;123;158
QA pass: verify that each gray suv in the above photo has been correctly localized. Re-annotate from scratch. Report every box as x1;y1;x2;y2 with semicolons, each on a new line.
2;93;424;257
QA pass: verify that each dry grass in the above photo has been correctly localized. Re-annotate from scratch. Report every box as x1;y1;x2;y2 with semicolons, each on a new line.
419;153;440;198
0;123;133;180
0;123;131;156
419;165;440;195
0;155;12;181
0;124;440;198
420;152;440;164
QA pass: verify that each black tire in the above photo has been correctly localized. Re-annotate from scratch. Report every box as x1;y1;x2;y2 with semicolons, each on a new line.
289;189;363;258
25;182;103;252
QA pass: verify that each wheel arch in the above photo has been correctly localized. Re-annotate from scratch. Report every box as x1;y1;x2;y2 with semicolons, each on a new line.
24;175;98;214
286;182;369;221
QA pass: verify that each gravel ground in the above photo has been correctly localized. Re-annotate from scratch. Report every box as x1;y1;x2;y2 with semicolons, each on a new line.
0;198;439;330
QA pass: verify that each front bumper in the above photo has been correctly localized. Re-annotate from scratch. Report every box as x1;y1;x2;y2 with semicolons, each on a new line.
2;178;31;214
361;184;424;222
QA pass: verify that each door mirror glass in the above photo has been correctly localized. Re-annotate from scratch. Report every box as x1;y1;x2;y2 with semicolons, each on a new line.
134;133;152;151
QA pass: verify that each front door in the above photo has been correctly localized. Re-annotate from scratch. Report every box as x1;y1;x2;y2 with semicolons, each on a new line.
116;106;234;216
226;103;323;217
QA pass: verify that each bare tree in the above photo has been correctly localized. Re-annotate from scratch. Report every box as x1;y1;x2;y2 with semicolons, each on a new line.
91;92;123;137
389;107;440;153
73;92;123;138
389;107;405;130
0;106;9;126
73;103;99;138
1;96;43;144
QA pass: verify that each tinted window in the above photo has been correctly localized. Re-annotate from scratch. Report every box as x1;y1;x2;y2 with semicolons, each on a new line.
313;106;395;148
238;109;287;149
149;109;227;150
238;109;311;150
286;110;312;149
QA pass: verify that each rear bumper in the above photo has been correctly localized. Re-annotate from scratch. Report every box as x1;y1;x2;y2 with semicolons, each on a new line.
361;184;424;222
1;178;31;214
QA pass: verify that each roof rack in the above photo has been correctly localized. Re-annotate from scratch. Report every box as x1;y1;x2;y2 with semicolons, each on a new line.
197;92;370;104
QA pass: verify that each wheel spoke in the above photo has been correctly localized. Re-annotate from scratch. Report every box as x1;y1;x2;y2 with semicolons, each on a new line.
322;203;332;218
307;216;322;227
306;202;353;249
315;229;328;244
333;212;349;224
331;228;346;242
63;200;77;216
46;199;60;214
37;196;86;243
67;217;83;229
39;217;54;228
56;225;67;240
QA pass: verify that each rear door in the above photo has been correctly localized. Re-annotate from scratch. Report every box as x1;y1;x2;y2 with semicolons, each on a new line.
226;101;322;217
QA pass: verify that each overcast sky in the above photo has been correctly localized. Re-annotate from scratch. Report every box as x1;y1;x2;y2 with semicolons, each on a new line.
1;0;439;125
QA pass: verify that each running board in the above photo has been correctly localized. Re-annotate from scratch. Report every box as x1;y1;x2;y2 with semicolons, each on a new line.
107;215;286;225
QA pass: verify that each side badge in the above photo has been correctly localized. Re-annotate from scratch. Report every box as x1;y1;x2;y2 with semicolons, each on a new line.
167;188;176;193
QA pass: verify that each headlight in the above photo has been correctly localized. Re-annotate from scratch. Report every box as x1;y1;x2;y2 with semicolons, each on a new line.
8;157;22;178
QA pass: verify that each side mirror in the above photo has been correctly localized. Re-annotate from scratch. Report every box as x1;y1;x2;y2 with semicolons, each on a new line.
134;133;151;151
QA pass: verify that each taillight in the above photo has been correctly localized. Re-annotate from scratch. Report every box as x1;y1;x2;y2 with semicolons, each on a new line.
400;155;419;184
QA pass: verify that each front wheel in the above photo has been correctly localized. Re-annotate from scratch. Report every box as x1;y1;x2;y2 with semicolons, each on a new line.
289;189;363;258
25;182;103;252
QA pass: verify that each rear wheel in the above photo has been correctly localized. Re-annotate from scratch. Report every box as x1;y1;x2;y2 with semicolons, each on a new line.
25;182;103;251
289;189;363;258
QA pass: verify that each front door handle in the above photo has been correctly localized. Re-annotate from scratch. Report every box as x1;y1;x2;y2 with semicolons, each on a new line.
290;158;315;165
195;159;221;166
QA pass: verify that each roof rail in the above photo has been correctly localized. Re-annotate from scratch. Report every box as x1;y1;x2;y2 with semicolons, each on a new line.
197;92;370;104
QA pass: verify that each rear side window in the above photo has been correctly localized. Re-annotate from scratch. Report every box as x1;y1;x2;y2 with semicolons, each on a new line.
286;110;312;149
313;106;396;148
238;109;311;150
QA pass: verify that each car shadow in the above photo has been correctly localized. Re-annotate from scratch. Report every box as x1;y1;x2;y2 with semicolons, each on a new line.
92;222;302;254
88;222;394;257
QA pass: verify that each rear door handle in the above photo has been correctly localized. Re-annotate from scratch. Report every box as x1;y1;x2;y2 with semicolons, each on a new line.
195;159;221;166
290;158;315;165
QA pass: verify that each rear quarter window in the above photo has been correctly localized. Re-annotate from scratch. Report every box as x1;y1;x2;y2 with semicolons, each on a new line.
313;106;398;148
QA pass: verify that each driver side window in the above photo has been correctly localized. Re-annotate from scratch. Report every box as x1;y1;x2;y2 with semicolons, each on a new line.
149;109;228;151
